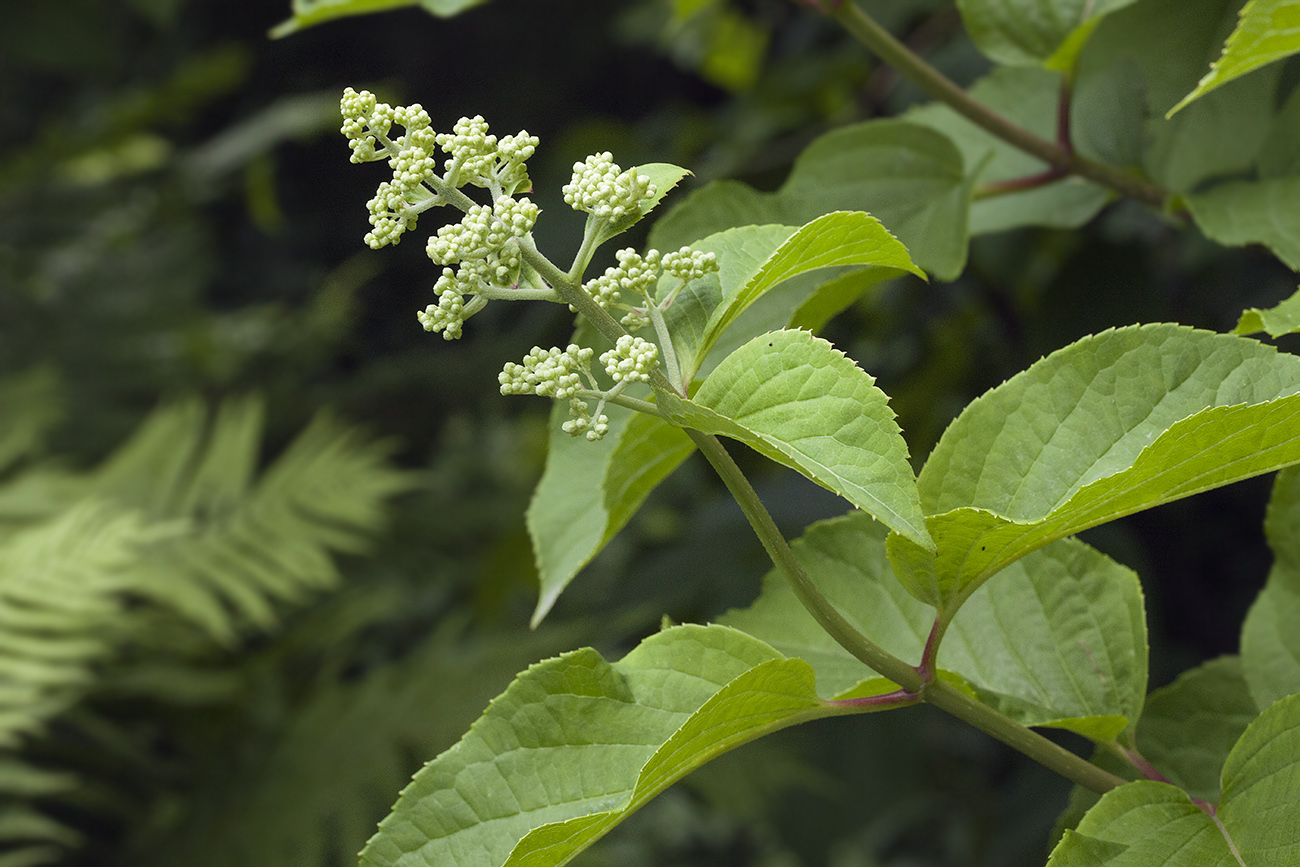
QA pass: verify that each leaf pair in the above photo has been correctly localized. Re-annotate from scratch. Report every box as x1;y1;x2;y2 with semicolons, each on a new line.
528;210;925;623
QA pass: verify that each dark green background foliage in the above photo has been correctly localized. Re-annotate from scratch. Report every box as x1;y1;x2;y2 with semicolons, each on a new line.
0;1;1294;865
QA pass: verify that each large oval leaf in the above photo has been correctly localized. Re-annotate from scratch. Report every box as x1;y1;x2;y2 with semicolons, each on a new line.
721;511;1148;743
358;624;859;867
658;329;931;549
890;324;1300;616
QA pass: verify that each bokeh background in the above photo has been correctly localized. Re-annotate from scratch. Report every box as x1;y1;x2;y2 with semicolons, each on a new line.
1;1;1295;865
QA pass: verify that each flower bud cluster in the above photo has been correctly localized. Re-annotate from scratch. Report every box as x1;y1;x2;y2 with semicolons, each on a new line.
563;153;657;222
427;196;538;265
499;344;594;400
563;399;610;442
662;248;719;282
416;270;467;340
581;248;663;311
601;336;658;384
341;90;540;256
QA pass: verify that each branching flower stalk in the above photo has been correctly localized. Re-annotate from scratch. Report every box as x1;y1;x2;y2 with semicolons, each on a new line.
340;89;1128;798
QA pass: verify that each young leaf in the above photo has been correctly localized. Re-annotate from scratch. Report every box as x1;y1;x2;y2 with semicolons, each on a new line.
649;120;971;280
955;0;1140;70
589;163;693;250
1234;285;1300;338
664;213;923;383
358;624;857;867
891;324;1300;616
1187;176;1300;270
1046;692;1300;865
722;511;1148;742
527;401;695;626
1241;465;1300;708
1167;0;1300;117
657;329;932;549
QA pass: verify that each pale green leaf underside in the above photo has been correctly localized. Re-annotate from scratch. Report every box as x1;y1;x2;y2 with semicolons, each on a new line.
658;329;931;549
892;324;1300;614
358;624;842;867
528;399;694;626
1241;465;1300;708
721;511;1146;742
1234;286;1300;338
1187;176;1300;270
1168;0;1300;117
1048;693;1300;865
956;0;1140;69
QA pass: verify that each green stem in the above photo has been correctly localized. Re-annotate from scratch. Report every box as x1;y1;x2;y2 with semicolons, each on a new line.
827;1;1168;209
646;301;685;394
518;234;1124;795
923;679;1127;793
689;431;925;693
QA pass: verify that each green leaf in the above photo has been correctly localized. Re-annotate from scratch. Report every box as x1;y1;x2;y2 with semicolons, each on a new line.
527;400;695;626
1168;0;1300;117
722;511;1147;742
1241;465;1300;708
1073;0;1283;194
1234;286;1300;337
956;0;1140;69
591;163;693;249
890;324;1300;616
658;329;931;548
907;66;1110;235
359;624;849;867
650;120;971;280
1048;693;1300;865
1187;177;1300;270
271;0;489;37
1136;656;1259;802
664;213;922;383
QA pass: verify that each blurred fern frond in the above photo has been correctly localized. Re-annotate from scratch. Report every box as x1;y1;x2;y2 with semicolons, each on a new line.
0;382;413;865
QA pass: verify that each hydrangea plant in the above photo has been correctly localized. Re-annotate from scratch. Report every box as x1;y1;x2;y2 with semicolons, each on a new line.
329;0;1300;860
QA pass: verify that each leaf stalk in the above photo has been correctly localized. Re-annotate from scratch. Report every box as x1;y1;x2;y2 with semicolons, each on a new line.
826;1;1168;209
